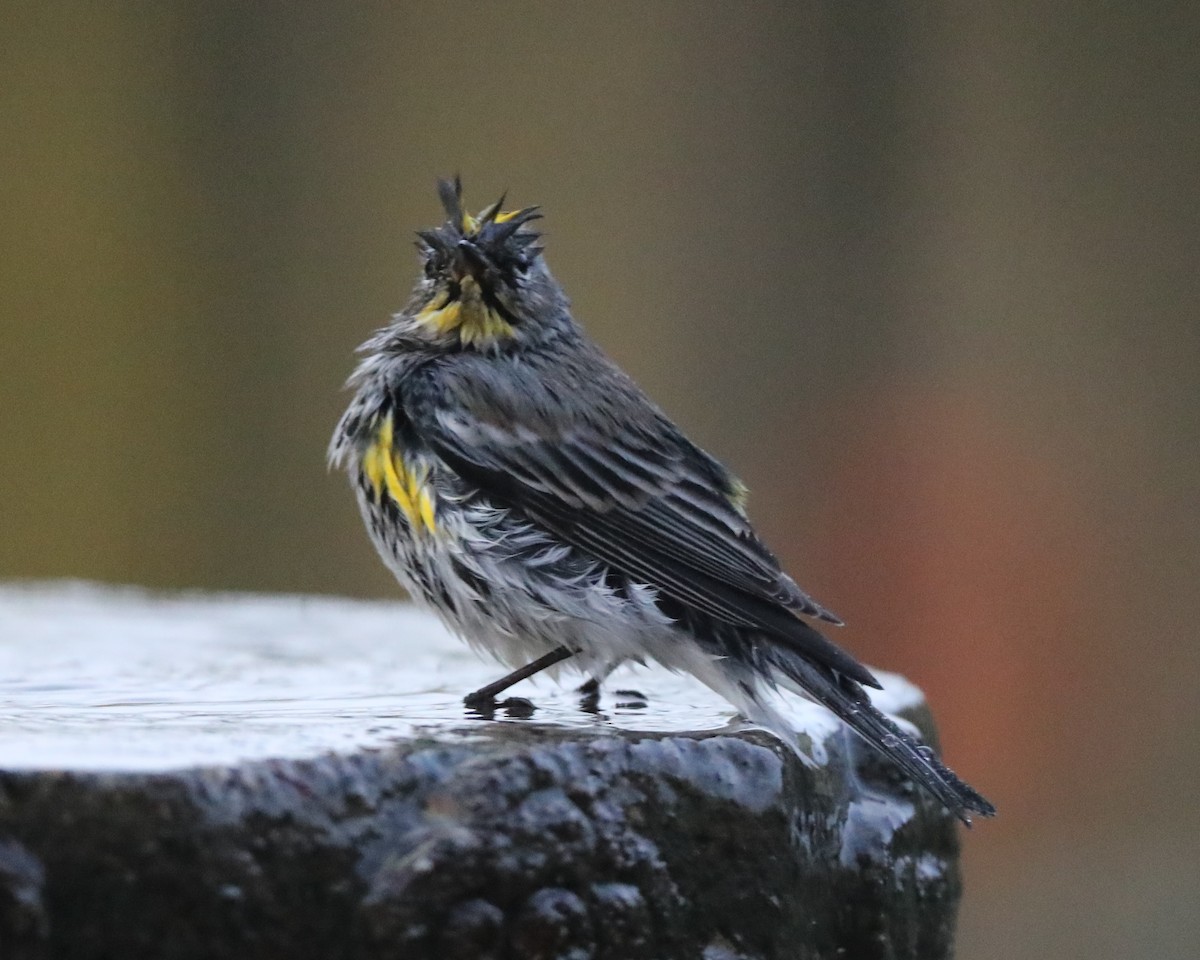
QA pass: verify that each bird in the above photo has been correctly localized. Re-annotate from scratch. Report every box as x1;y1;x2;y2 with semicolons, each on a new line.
329;177;995;824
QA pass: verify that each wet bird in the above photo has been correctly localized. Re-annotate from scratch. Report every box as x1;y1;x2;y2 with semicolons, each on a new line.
330;178;995;824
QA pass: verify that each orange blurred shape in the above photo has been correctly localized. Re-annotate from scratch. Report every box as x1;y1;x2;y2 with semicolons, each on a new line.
812;380;1103;814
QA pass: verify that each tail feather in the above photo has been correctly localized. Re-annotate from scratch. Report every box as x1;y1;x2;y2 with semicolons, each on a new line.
766;649;996;825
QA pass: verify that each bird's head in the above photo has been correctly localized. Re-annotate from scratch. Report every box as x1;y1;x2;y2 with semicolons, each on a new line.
396;177;570;351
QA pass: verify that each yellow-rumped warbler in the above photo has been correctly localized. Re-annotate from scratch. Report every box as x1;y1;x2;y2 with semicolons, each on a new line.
330;178;994;823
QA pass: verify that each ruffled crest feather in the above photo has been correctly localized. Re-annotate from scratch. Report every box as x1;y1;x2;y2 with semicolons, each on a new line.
418;177;543;266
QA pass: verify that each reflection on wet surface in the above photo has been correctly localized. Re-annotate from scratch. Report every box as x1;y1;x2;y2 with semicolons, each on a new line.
0;582;921;771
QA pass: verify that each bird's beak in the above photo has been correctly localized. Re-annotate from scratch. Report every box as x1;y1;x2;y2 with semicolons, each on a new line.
453;239;489;284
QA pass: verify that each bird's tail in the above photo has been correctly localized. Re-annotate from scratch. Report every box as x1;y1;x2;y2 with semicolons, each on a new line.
760;647;996;825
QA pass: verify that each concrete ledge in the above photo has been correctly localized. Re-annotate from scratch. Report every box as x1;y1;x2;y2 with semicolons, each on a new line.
0;582;962;959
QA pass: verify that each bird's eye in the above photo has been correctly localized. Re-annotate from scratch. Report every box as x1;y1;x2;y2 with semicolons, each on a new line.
423;258;438;279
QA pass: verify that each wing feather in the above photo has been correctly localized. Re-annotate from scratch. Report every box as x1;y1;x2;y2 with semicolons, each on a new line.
408;354;874;686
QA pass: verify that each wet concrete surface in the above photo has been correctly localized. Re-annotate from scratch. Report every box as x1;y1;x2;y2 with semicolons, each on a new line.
0;582;963;959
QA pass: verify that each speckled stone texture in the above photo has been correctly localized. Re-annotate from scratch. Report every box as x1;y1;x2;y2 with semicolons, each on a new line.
0;584;964;959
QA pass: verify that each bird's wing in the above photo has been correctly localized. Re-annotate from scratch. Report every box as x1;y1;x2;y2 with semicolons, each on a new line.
407;352;877;686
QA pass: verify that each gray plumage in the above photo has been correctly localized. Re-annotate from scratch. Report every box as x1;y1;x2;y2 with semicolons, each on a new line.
329;178;994;824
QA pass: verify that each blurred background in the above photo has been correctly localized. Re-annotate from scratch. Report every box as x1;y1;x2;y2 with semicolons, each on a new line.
1;2;1196;956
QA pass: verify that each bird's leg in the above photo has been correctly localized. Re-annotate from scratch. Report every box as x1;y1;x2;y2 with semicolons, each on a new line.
576;671;608;714
577;660;646;705
463;645;575;707
576;659;623;697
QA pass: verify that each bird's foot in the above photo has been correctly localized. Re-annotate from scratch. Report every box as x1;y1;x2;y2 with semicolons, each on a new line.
463;688;496;710
464;692;537;719
500;696;536;718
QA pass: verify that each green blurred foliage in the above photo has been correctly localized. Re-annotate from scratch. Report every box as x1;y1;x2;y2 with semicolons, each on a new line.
1;3;1197;957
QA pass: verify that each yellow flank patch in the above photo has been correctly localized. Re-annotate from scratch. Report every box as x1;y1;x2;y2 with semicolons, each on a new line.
362;415;438;534
414;277;514;346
